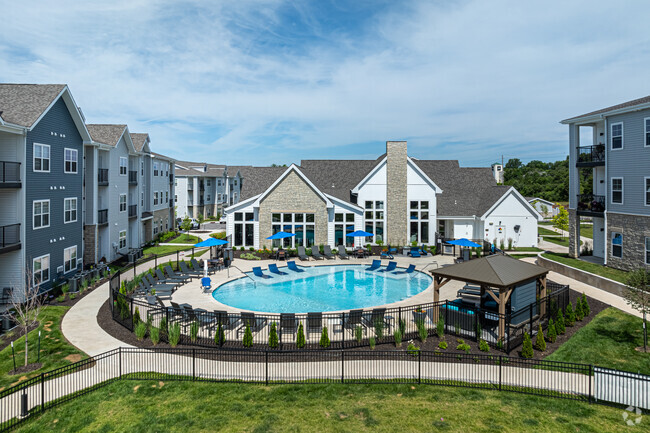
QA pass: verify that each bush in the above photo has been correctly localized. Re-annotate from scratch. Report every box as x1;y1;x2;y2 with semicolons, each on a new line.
534;324;546;352
565;302;575;326
479;339;490;352
521;333;534;358
374;320;384;340
407;342;419;357
456;343;470;353
355;326;363;343
268;322;279;349
296;323;305;349
393;330;402;347
547;318;557;343
62;284;70;294
475;320;482;339
581;293;590;316
575;299;584;321
240;253;261;260
436;316;444;338
399;319;406;336
169;323;180;347
150;327;160;345
135;321;147;341
69;293;76;300
190;320;200;343
417;320;427;342
319;326;330;348
243;324;253;348
369;336;376;350
159;317;168;341
556;310;566;334
210;232;227;240
133;307;141;326
438;341;448;350
215;323;225;347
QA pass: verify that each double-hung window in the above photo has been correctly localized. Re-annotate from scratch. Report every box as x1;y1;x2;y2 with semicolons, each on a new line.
611;122;623;150
33;255;50;286
33;200;50;229
119;230;127;249
64;197;77;223
645;118;650;147
153;162;158;176
154;192;159;206
646;237;650;265
645;178;650;206
33;143;50;172
611;178;623;204
64;148;78;173
611;232;622;258
119;194;127;212
119;157;127;175
64;246;77;273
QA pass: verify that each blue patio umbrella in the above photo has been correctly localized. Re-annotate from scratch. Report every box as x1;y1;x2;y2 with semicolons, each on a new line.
194;238;228;247
445;238;482;248
266;231;296;240
346;230;373;238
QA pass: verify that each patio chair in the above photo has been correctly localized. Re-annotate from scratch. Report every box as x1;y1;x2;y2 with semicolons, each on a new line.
297;246;310;261
144;273;177;292
238;312;267;336
201;277;212;292
164;266;191;283
191;258;210;275
280;313;299;335
418;246;429;256
214;310;240;330
380;245;394;259
187;307;215;333
311;246;324;260
180;261;202;278
276;249;287;261
307;312;322;337
169;301;192;323
287;261;305;272
155;268;185;285
268;264;288;275
354;248;366;259
362;308;392;333
392;264;416;275
407;247;421;258
252;267;272;279
378;261;397;273
344;309;367;336
322;245;335;260
337;245;350;260
365;260;381;271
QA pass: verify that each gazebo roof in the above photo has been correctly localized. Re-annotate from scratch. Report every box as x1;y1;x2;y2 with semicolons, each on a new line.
431;254;548;288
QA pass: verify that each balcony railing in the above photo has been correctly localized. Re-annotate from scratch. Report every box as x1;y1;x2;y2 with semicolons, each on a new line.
576;145;605;166
0;161;21;186
0;223;21;253
129;171;138;185
128;204;137;218
98;169;109;186
577;194;605;215
98;209;108;225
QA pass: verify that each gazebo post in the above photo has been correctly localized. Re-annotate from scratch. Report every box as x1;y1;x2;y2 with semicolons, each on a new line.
498;288;506;344
539;275;547;317
432;276;451;324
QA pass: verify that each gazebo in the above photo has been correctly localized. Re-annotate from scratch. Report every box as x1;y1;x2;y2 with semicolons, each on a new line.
431;254;549;343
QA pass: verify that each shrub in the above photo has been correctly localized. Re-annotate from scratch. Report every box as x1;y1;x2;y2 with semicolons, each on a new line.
215;324;225;347
393;330;402;347
575;299;584;321
508;237;513;250
319;326;330;348
210;232;227;240
374;320;384;340
133;307;141;326
407;342;419;357
438;340;448;350
534;324;546;352
369;336;376;350
436;316;444;338
355;326;363;343
454;322;460;335
159;317;168;340
169;323;180;347
268;322;279;349
565;302;575;326
62;284;70;294
399;319;406;337
556;310;566;334
417;320;427;342
457;343;470;353
581;293;590;316
479;339;490;352
150;327;160;345
547;318;557;343
296;323;306;349
190;320;200;343
135;321;147;341
240;253;261;260
475;320;482;339
499;239;505;250
243;324;253;348
69;293;76;300
521;333;534;358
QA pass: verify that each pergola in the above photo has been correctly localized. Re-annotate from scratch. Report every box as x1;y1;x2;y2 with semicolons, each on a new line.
431;254;549;343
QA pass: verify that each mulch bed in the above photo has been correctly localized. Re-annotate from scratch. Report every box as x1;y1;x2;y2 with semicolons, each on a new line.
9;363;43;376
97;290;608;362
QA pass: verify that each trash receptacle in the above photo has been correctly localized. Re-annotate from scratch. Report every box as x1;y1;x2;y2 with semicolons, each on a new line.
224;248;233;267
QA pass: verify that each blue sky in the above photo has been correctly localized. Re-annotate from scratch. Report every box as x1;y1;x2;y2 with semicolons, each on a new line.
2;1;650;167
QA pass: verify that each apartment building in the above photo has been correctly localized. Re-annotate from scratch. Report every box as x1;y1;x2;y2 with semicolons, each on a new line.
174;161;241;219
562;95;650;271
151;152;175;237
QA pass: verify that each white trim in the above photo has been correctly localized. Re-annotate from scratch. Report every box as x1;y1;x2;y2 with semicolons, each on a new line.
407;157;443;193
252;165;333;208
610;122;623;150
33;254;50;286
479;187;543;221
119;193;127;212
119;230;127;249
63;245;77;274
611;231;623;259
560;102;650;125
29;86;92;142
33;199;50;230
610;177;624;205
645;177;650;207
63;147;78;174
224;194;258;213
33;143;51;173
527;197;555;206
645;236;650;265
323;193;363;211
63;197;78;224
119;157;128;176
351;156;386;193
645;117;650;148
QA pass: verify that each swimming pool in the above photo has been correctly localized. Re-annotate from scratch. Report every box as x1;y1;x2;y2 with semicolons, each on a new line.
212;264;432;313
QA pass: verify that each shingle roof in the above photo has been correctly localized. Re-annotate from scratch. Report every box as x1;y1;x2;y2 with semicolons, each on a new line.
562;95;650;123
431;254;548;288
0;84;66;127
87;124;127;147
130;133;149;152
237;166;287;200
175;160;227;177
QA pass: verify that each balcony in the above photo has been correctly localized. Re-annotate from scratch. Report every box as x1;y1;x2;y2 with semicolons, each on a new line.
129;171;138;185
0;162;21;188
98;169;109;186
0;223;21;254
576;145;605;167
128;204;137;219
98;209;108;225
141;211;153;220
577;193;605;217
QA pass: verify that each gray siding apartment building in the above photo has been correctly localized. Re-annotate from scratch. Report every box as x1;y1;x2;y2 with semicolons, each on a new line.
563;95;650;271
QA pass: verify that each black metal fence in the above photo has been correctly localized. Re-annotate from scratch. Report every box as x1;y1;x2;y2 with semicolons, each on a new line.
1;346;648;432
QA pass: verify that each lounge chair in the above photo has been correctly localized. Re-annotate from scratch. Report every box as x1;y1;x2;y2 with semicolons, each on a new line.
280;313;299;335
419;246;429;256
201;277;212;292
365;260;381;271
311;246;324;260
344;309;367;336
170;301;192;323
362;308;391;332
307;312;322;337
179;262;202;278
268;264;288;275
380;246;394;259
252;267;272;279
392;264;416;275
407;247;421;258
144;273;177;292
238;312;267;336
287;261;305;272
378;261;397;273
322;245;335;260
297;246;310;261
337;245;350;260
214;310;240;330
155;268;185;285
165;266;191;283
185;307;215;333
191;258;210;275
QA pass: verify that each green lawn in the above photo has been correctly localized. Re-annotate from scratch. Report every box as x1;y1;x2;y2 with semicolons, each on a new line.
580;224;593;239
541;252;629;284
0;307;87;391
15;380;628;433
510;247;543;252
546;308;649;374
167;233;201;244
538;227;559;236
541;236;570;248
512;254;540;260
142;244;193;257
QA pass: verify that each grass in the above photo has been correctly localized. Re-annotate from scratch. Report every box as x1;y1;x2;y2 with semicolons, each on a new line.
166;233;201;244
0;307;87;391
541;252;629;284
512;254;540;260
142;244;194;257
510;247;543;252
580;224;593;239
15;380;628;432
546;308;649;374
538;227;559;236
542;236;570;248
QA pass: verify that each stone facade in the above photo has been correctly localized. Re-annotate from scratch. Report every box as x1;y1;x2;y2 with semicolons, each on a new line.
386;141;408;245
606;212;650;271
258;170;328;245
568;208;580;258
83;225;97;264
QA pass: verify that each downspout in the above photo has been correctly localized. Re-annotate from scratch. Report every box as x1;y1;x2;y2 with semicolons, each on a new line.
602;114;608;266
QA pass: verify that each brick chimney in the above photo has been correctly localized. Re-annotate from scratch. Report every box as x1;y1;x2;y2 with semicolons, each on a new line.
385;141;408;245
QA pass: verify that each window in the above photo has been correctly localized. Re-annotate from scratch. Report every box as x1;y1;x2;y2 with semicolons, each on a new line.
645;118;650;147
64;198;77;223
645;178;650;206
165;191;169;203
141;192;144;207
611;232;622;258
119;157;127;175
217;193;222;202
154;192;159;206
217;179;222;187
153;162;158;176
207;179;211;186
119;194;127;212
611;178;623;204
33;255;50;286
611;122;623;150
409;201;430;244
141;161;144;176
206;194;210;201
267;212;316;248
646;237;650;265
119;230;127;249
64;246;77;273
33;199;50;229
334;213;356;247
363;200;385;244
234;179;238;186
64;148;78;173
33;143;50;172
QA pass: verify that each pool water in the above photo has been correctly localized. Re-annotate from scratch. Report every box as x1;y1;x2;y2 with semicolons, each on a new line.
212;264;432;313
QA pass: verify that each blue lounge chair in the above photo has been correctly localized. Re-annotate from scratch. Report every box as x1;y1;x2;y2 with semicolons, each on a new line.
268;264;288;275
408;247;421;258
201;277;211;292
392;264;416;275
380;245;394;259
252;267;272;279
287;261;305;272
366;260;381;271
418;246;429;256
378;261;397;273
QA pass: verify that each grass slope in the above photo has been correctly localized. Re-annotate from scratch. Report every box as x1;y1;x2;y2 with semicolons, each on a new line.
580;224;593;239
546;308;650;374
542;253;629;284
16;381;628;433
538;227;559;236
167;233;201;244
